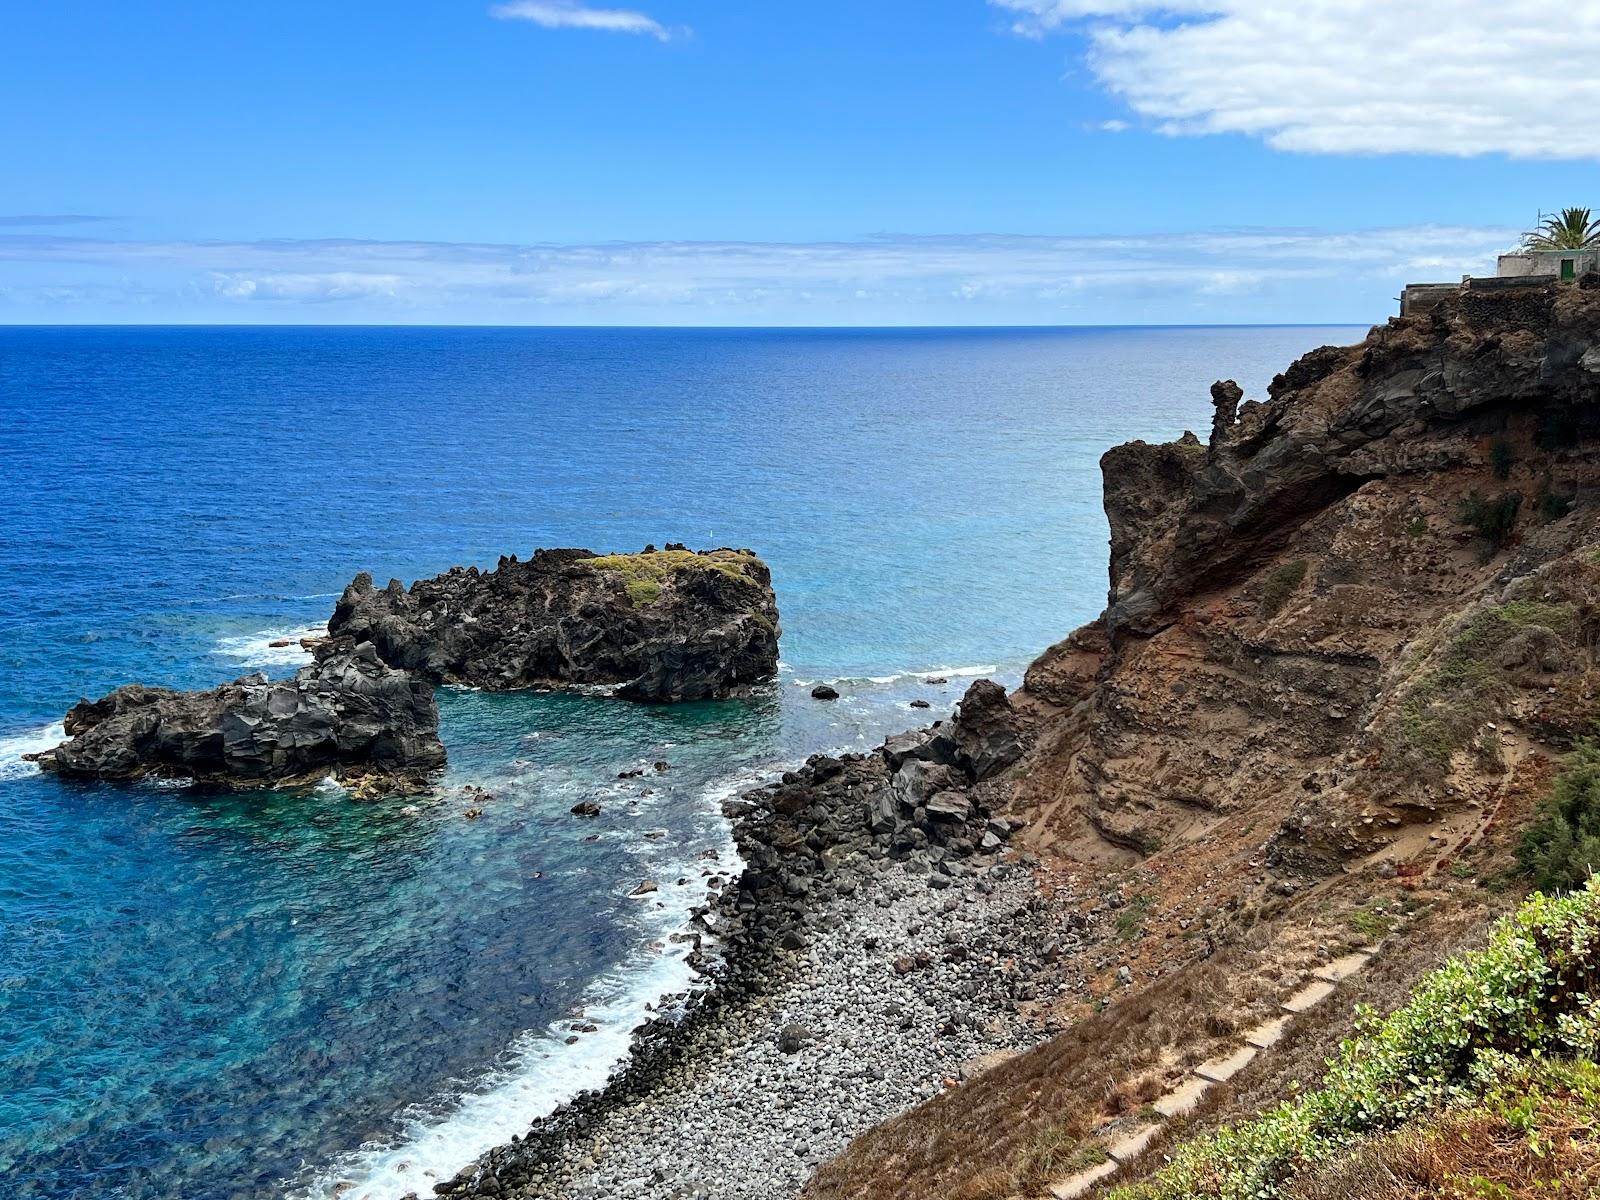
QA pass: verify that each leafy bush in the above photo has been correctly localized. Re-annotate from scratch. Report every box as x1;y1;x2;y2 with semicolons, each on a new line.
1517;743;1600;893
1112;881;1600;1200
1259;560;1309;618
1536;483;1574;524
1491;438;1515;481
1457;491;1523;558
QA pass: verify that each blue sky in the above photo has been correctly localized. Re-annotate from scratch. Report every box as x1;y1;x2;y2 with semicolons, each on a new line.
3;0;1597;324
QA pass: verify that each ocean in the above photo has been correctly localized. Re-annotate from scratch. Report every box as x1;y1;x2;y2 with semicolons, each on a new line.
0;324;1357;1199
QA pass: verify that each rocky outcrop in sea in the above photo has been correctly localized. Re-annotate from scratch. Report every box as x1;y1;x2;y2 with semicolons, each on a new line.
29;641;445;787
327;545;781;702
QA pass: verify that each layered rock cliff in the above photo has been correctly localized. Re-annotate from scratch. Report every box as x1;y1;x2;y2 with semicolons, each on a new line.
30;642;445;787
1015;279;1600;903
804;278;1600;1200
326;545;780;702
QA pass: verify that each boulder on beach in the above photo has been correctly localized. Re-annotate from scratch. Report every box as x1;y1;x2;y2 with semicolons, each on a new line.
326;545;781;703
28;641;445;787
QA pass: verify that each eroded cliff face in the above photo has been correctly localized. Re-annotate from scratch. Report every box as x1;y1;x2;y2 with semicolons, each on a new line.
1014;281;1600;918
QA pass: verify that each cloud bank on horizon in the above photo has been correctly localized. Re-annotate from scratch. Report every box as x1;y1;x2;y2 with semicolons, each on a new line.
0;224;1514;325
991;0;1600;158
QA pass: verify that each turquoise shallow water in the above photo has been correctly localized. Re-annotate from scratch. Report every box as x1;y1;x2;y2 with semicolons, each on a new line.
0;324;1357;1198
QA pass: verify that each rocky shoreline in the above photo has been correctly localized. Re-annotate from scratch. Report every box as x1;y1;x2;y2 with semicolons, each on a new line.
413;681;1079;1200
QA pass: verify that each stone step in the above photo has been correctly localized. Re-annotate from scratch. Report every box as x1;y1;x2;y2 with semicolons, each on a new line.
1105;1123;1162;1164
1152;1075;1211;1118
1243;1013;1292;1049
1281;978;1337;1013
1193;1043;1258;1084
1048;947;1383;1199
1048;1159;1119;1199
1313;950;1372;983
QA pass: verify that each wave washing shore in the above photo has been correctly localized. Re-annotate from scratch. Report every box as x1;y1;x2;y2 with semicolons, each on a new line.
292;839;734;1200
417;688;1086;1200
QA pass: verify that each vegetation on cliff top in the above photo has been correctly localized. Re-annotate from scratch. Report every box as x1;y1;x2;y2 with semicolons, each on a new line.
1111;881;1600;1200
1525;207;1600;250
585;549;763;607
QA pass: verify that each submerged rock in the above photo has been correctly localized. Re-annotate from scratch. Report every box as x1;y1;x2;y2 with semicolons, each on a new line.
30;642;444;787
327;546;780;703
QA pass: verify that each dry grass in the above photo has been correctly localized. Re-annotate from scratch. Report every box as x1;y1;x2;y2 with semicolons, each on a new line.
1283;1097;1600;1200
805;886;1514;1200
802;950;1282;1200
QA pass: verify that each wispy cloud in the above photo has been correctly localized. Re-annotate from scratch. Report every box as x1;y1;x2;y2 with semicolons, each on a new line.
0;214;112;227
991;0;1600;159
0;224;1515;323
489;0;679;41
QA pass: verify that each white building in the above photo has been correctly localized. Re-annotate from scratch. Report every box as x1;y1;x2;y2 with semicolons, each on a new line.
1498;248;1600;282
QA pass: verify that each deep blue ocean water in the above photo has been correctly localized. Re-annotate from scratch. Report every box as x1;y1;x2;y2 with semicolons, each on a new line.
0;324;1357;1199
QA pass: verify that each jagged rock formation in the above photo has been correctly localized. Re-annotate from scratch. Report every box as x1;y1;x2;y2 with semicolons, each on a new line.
30;642;444;787
1016;278;1600;896
326;545;780;702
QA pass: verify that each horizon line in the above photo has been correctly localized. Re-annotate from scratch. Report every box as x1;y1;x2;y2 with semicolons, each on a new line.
0;319;1373;331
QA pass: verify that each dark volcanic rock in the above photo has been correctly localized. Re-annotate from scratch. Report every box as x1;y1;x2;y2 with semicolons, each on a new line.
327;546;780;703
810;684;840;700
946;679;1024;781
30;642;444;786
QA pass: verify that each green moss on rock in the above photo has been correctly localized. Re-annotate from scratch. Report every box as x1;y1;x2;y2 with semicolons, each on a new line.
1259;559;1309;618
586;548;762;593
1391;601;1576;773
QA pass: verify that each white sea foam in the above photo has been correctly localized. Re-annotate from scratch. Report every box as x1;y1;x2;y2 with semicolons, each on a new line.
294;950;698;1200
291;775;749;1200
0;723;66;782
214;626;325;668
791;662;998;688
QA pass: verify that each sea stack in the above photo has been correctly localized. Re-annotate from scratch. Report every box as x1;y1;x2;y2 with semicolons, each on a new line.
29;642;445;787
325;544;781;702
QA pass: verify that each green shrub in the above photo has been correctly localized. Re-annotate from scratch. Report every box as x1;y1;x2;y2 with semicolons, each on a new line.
1116;894;1154;940
587;549;761;598
1457;491;1523;558
1536;483;1574;524
625;579;662;607
1259;560;1309;618
1491;438;1515;481
1517;743;1600;893
1112;881;1600;1200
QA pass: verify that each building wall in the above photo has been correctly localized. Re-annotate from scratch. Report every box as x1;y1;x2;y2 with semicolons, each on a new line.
1499;249;1600;279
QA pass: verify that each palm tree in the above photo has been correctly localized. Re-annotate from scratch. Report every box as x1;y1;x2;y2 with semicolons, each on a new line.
1525;207;1600;250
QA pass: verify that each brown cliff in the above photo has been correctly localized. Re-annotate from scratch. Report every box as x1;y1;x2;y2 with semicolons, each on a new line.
805;279;1600;1200
1017;280;1600;892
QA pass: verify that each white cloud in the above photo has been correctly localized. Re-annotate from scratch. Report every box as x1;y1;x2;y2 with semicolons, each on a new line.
991;0;1600;158
0;224;1515;322
489;0;677;40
